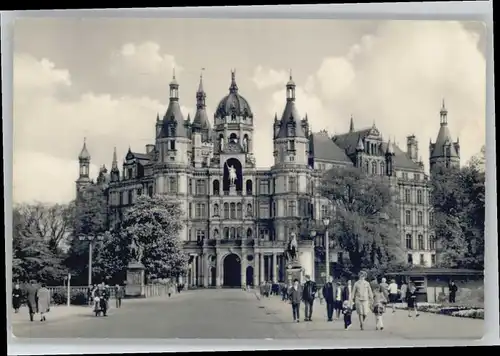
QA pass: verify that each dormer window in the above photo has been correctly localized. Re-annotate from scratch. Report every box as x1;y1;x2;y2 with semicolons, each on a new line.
288;124;296;137
169;141;176;150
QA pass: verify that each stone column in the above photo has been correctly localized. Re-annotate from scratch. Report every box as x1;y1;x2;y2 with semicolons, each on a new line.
272;253;277;283
204;255;209;287
215;253;221;288
253;253;259;287
260;253;265;283
193;256;198;286
241;253;247;287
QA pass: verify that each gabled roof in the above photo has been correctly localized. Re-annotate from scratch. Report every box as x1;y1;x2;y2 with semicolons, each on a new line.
333;128;372;156
380;142;422;171
125;151;151;164
431;123;459;159
309;132;352;164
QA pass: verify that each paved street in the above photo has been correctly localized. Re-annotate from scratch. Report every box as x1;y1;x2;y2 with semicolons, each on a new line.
12;289;483;339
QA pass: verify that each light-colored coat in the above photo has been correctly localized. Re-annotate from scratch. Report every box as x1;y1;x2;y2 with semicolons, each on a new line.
37;287;51;313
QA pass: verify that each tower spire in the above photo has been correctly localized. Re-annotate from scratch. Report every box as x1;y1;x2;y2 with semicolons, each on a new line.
440;98;448;125
196;68;206;109
229;69;238;93
169;68;179;100
349;115;354;133
112;146;118;170
286;69;296;102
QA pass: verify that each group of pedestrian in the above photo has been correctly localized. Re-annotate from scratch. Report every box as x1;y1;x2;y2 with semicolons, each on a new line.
282;271;429;331
12;280;51;322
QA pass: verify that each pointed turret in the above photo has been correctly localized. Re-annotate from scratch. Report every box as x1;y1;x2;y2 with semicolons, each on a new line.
229;69;238;93
276;71;306;138
76;138;91;196
349;115;354;133
160;69;187;138
385;138;395;177
355;135;365;152
430;99;460;170
78;137;91;161
110;146;120;183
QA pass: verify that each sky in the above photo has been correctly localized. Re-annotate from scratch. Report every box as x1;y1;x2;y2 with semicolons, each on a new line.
12;18;486;204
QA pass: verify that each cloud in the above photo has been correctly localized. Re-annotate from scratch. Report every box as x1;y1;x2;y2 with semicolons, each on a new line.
251;66;289;90
13;53;192;204
263;21;486;169
13;151;100;204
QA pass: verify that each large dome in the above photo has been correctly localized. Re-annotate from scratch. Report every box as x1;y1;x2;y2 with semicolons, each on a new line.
215;70;253;118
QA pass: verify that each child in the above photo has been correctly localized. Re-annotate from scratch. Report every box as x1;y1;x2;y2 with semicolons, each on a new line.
372;284;387;330
342;300;352;330
406;284;420;318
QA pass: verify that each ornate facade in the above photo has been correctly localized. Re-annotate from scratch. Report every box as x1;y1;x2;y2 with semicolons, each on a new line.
76;71;460;287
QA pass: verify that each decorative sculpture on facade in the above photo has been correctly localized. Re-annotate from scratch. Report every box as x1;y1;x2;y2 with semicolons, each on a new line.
129;238;144;263
285;232;299;263
226;162;237;186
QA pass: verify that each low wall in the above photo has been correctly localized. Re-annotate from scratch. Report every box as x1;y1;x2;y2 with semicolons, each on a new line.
47;284;172;300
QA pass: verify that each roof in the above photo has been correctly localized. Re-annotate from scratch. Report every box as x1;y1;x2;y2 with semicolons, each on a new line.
276;100;306;138
381;142;422;170
333;128;372;156
430;123;459;159
386;268;483;277
126;151;151;164
309;132;352;164
78;140;91;160
215;71;253;118
160;100;187;138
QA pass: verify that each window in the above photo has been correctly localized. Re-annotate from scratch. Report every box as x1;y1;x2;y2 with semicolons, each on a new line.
259;203;269;218
288;177;297;192
188;203;193;218
259;228;269;239
213;203;219;217
365;161;369;173
196;230;205;242
259;180;269;194
246;204;253;217
414;174;420;181
195;203;201;218
272;202;276;217
224;203;229;219
431;254;436;266
213;180;220;195
417;211;423;225
406;234;413;250
128;168;133;179
223;227;229;239
188;179;193;194
380;162;385;176
288;140;295;151
289;155;295;162
137;188;142;196
213;229;219;239
429;235;436;250
196;180;206;195
417;190;423;204
246;180;253;194
230;227;236;239
372;161;377;175
169;140;176;150
201;203;206;218
405;210;412;225
407;254;413;264
405;189;411;203
429;212;435;226
230;203;236;219
169;177;177;193
237;203;242;219
321;205;328;219
246;228;253;239
419;254;425;266
402;172;408;180
128;190;133;205
288;201;297;217
418;234;424;250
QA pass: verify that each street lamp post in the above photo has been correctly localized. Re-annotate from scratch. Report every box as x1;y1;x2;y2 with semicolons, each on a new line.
323;215;331;280
79;235;104;287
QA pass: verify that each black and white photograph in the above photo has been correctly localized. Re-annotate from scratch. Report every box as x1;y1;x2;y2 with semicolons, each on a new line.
7;8;489;344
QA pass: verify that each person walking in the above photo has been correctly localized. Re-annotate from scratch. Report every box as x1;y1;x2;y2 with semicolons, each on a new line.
406;284;420;318
372;283;387;330
379;278;389;300
334;281;344;320
37;283;51;322
302;275;317;322
12;284;22;313
168;282;175;298
342;300;352;330
25;280;39;322
449;281;458;304
388;279;399;313
342;279;353;306
322;275;335;322
288;279;302;323
115;284;124;308
352;271;373;330
400;281;408;307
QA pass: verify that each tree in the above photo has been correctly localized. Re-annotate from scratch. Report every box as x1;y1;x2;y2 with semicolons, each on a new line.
15;202;74;254
117;195;189;279
319;166;405;275
430;162;485;269
65;184;108;284
12;207;68;284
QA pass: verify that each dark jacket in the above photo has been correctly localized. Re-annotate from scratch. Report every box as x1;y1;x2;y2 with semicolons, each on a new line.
302;280;317;302
322;282;337;303
12;288;22;308
449;284;458;294
288;285;302;304
26;284;38;307
115;287;125;298
341;285;352;302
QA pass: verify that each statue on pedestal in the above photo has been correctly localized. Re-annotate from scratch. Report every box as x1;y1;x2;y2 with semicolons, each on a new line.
285;232;299;264
226;162;237;186
129;238;143;263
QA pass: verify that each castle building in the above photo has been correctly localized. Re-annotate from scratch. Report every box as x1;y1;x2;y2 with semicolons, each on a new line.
76;70;460;288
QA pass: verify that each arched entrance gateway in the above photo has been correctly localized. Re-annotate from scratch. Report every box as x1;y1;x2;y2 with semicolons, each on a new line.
223;253;241;288
246;266;254;287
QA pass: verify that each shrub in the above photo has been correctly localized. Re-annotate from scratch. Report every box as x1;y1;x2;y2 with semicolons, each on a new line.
50;289;88;306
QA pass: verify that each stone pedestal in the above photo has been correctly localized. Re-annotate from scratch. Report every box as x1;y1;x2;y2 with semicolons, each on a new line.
286;260;304;284
125;262;145;298
229;184;237;196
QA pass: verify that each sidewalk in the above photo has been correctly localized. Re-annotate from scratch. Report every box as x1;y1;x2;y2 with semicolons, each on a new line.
10;305;89;325
256;295;484;339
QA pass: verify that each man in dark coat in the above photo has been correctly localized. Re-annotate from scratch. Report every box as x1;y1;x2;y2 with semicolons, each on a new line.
322;275;336;322
25;280;39;322
302;275;317;322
